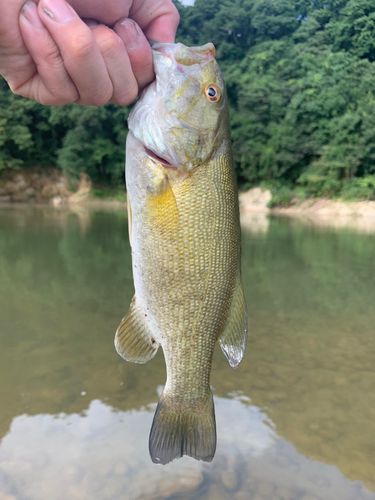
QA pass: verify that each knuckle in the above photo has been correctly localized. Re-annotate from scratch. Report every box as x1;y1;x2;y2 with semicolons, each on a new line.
92;26;123;55
43;47;65;71
160;2;180;31
69;32;96;60
7;80;23;96
170;9;180;29
89;95;108;107
38;85;79;106
36;31;66;71
38;95;66;106
36;92;53;106
112;85;138;107
54;91;79;105
41;76;79;104
87;85;113;106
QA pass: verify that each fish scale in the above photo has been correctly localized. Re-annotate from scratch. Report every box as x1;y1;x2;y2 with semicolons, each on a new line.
115;42;247;465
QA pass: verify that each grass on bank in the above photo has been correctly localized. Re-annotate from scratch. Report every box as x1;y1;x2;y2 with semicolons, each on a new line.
90;187;127;203
266;175;375;208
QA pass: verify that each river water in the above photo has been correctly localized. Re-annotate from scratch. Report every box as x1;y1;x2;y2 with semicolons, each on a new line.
0;205;374;500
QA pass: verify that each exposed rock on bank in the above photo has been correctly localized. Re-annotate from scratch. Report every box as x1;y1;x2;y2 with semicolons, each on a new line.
0;168;70;203
273;197;375;217
0;168;94;206
239;188;272;213
239;188;375;217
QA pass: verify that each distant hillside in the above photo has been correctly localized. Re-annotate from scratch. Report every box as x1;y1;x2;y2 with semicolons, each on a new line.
1;0;375;203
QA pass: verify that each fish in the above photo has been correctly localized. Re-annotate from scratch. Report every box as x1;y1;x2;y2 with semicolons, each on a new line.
115;42;247;465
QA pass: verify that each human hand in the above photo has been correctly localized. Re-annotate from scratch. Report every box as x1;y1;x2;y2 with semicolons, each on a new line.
0;0;179;106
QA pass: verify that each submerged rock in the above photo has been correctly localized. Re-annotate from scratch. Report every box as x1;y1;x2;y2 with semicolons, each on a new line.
221;469;238;491
157;471;204;498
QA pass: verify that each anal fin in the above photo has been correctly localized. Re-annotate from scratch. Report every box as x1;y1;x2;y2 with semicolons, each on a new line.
219;279;248;369
115;296;159;364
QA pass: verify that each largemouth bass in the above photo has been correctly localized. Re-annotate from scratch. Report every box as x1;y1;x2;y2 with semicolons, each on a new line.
115;42;247;465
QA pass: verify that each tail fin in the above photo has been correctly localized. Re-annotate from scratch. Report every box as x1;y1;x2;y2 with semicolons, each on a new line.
149;391;216;465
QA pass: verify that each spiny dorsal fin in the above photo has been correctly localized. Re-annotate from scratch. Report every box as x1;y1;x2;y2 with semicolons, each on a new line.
115;296;159;364
219;279;247;369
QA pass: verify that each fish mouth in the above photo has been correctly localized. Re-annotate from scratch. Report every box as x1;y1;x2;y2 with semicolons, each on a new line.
144;146;177;170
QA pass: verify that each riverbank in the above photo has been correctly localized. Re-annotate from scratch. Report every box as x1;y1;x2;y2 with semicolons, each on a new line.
2;169;375;220
239;188;375;234
238;187;375;216
0;169;128;208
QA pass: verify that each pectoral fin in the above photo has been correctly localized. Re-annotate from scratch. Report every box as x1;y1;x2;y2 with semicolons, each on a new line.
219;280;248;369
115;296;159;364
146;174;179;235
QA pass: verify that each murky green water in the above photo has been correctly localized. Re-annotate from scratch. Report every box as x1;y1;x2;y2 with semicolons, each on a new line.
0;205;374;500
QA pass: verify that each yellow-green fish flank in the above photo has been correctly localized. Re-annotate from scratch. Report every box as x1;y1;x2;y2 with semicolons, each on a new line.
115;42;247;465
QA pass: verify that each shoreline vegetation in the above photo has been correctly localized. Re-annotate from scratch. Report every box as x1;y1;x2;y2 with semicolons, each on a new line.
2;0;375;202
2;169;375;231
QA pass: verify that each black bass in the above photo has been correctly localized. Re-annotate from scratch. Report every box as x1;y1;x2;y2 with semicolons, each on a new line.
115;42;247;465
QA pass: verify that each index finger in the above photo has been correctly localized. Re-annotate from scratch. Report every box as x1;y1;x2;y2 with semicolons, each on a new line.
0;0;36;87
129;0;179;43
66;0;179;41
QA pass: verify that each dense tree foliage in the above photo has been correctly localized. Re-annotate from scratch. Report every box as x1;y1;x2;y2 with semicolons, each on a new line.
1;0;375;200
0;76;129;184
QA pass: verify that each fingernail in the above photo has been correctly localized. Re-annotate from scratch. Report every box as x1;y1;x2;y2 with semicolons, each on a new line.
21;2;44;28
118;19;140;50
42;0;75;23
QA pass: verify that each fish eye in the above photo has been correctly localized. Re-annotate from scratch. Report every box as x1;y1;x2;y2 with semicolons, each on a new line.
205;85;221;103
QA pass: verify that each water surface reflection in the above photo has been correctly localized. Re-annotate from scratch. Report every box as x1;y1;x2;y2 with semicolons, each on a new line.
0;205;374;499
0;397;370;500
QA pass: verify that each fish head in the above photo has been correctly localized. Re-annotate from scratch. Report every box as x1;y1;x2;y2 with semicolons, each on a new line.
128;42;228;173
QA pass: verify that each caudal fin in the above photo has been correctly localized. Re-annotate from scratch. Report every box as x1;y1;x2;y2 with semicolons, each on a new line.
149;391;216;465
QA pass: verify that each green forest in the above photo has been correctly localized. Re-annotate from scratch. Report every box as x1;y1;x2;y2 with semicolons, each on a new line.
1;0;375;203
